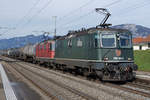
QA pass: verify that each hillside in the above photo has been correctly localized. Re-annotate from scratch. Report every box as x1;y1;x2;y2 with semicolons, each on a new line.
0;35;44;50
113;24;150;37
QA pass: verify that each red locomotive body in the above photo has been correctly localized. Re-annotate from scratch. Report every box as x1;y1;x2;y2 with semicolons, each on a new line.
36;40;55;59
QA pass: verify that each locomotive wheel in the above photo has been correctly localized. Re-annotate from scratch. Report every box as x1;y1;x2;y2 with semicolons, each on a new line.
95;70;103;80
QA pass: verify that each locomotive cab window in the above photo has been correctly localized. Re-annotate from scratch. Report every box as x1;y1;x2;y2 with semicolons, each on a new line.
68;39;72;47
101;33;116;48
148;43;150;48
94;34;100;48
50;43;55;51
119;34;131;48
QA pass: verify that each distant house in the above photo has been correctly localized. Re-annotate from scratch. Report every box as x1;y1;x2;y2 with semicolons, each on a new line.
133;35;150;50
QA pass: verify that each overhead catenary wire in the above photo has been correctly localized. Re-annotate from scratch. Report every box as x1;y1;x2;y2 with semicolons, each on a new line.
39;0;150;34
57;0;150;33
124;1;150;14
5;0;123;36
58;0;123;24
58;0;96;21
39;0;98;30
104;0;121;7
57;0;121;25
30;0;150;37
2;0;41;35
58;10;95;28
2;0;150;39
56;0;124;33
113;0;150;17
15;0;41;27
32;0;97;34
4;0;53;35
21;0;53;28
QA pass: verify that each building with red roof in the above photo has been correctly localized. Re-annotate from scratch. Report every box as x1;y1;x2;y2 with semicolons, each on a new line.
133;35;150;50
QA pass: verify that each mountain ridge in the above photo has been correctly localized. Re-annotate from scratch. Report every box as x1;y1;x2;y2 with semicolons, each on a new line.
0;35;44;50
113;24;150;37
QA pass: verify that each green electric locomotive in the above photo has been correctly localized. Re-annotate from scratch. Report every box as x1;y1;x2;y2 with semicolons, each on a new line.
54;8;138;81
55;27;137;81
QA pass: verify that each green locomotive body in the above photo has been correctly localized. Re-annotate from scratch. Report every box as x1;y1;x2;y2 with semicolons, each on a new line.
54;28;138;81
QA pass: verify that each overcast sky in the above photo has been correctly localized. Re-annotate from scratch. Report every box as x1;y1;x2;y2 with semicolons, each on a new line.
0;0;150;39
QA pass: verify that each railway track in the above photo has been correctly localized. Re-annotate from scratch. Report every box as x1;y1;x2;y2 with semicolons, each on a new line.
17;62;132;99
22;62;150;98
6;61;98;100
14;61;150;100
1;56;150;100
104;83;150;98
3;62;58;100
19;61;150;98
127;81;150;91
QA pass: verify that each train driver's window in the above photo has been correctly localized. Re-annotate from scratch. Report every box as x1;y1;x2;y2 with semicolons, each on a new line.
94;34;100;48
68;39;72;47
50;43;55;51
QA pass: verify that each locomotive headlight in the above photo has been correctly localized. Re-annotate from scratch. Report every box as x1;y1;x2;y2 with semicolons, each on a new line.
125;67;128;71
104;57;108;61
128;58;132;61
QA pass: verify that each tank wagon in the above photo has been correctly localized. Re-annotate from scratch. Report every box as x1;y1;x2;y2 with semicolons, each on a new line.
20;44;36;61
6;44;36;61
7;48;20;58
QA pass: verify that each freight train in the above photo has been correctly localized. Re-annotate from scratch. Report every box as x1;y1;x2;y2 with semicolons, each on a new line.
2;27;138;81
0;8;138;81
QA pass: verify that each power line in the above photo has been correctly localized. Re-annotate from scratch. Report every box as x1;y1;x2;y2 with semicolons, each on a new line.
15;0;41;27
60;0;122;22
15;0;123;35
16;0;124;36
5;0;150;38
31;0;96;35
41;0;97;30
114;0;150;17
22;0;53;27
5;0;53;35
58;10;95;28
57;0;124;32
127;1;150;12
0;29;13;35
104;0;121;7
3;0;41;35
58;0;96;21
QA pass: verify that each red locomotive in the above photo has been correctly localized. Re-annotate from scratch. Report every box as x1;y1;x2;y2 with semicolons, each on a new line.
36;40;55;59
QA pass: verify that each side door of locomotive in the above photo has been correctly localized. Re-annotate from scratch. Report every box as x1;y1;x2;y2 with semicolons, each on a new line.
87;34;92;60
87;33;100;60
